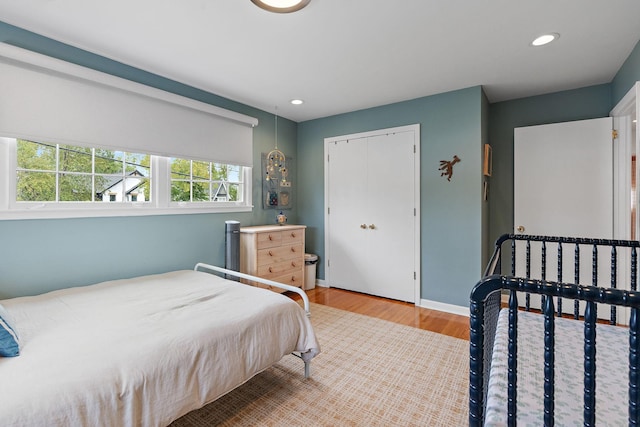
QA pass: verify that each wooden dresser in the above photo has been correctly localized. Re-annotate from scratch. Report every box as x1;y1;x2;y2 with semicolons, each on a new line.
239;225;306;292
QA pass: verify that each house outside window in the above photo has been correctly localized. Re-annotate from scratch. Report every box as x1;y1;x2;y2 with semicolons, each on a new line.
16;139;150;203
170;158;243;203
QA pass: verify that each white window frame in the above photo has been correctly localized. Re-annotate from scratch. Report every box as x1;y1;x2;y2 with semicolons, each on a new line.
0;138;253;220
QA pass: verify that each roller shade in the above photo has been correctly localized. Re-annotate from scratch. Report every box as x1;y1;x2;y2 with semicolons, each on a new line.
0;43;258;165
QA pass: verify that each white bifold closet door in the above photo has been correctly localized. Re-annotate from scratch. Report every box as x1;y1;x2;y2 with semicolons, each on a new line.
326;126;417;303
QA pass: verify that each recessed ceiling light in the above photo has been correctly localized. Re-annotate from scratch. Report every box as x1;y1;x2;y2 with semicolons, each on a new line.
531;33;560;47
290;99;304;105
251;0;310;13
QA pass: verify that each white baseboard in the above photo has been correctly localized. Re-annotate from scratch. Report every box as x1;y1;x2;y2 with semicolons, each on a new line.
316;279;328;288
419;299;469;317
312;282;468;316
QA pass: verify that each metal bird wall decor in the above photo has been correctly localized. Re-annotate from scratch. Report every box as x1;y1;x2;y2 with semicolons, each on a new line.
439;155;460;181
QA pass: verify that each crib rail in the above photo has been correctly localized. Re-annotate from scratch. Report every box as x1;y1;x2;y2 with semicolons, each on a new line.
487;234;640;323
471;233;640;427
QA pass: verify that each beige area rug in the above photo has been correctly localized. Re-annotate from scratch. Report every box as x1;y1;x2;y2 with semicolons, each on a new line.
170;303;469;427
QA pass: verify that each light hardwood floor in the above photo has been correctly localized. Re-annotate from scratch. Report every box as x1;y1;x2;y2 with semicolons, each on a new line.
288;286;469;340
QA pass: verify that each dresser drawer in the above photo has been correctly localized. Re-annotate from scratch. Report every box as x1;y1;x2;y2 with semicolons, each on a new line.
257;259;303;277
271;270;304;288
256;244;303;266
256;231;283;249
281;228;304;245
251;270;303;292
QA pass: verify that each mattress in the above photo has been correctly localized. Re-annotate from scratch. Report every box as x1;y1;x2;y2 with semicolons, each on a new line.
484;308;628;426
0;270;320;427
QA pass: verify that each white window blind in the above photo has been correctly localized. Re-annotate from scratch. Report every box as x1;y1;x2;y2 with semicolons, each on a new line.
0;43;258;166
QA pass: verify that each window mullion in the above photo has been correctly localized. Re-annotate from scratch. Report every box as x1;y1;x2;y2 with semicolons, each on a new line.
153;156;169;208
55;144;60;202
91;148;95;203
190;160;194;202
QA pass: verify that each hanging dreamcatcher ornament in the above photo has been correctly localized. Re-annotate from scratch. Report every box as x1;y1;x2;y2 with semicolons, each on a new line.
265;110;288;185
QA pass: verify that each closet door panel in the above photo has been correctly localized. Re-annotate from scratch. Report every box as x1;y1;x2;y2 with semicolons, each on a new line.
327;139;369;292
366;132;416;302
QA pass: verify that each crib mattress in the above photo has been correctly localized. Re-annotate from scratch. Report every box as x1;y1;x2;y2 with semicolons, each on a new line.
484;308;628;426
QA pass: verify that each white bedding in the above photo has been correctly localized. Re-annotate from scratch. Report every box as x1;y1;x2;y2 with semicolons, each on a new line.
0;270;320;427
484;308;628;426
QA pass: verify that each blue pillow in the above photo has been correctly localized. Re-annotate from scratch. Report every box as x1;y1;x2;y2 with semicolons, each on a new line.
0;304;19;357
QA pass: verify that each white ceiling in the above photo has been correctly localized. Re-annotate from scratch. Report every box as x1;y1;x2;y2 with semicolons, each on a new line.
1;0;640;122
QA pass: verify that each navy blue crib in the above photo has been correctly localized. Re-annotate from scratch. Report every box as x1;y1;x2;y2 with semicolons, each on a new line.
469;234;640;426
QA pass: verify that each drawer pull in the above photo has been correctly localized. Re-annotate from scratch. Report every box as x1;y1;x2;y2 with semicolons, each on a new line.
291;261;297;267
268;250;274;256
290;232;296;237
268;234;273;241
291;276;296;282
268;267;273;273
290;247;296;252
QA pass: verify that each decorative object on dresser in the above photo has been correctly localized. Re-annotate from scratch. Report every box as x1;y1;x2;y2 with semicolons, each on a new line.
240;225;306;292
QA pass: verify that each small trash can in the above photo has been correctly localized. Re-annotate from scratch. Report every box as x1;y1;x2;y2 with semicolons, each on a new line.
304;254;318;290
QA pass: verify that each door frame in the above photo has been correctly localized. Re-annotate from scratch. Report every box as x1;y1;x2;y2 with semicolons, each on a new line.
324;124;421;304
610;81;639;240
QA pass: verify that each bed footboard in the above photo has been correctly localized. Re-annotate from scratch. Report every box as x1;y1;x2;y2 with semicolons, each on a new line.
194;263;311;317
194;263;314;379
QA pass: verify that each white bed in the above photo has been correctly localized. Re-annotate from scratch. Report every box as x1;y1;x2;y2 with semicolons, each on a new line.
0;266;320;427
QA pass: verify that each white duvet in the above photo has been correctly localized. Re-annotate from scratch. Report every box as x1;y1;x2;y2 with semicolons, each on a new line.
0;270;320;427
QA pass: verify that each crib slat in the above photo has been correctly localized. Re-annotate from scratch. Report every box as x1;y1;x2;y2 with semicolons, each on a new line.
544;293;555;426
584;300;597;426
611;246;617;325
526;240;531;311
511;239;516;276
632;247;637;292
541;241;547;308
508;290;518;427
630;307;639;426
558;243;563;316
574;244;580;319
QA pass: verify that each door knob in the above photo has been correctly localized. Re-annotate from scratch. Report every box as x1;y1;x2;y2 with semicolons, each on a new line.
360;224;367;229
368;224;376;230
516;225;525;233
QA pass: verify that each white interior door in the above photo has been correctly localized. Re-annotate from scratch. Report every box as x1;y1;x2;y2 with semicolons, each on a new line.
365;132;416;302
326;138;369;291
514;117;613;240
325;125;419;303
514;117;616;315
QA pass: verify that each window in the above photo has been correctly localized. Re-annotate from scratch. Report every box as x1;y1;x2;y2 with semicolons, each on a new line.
16;140;150;203
0;138;252;219
170;158;243;203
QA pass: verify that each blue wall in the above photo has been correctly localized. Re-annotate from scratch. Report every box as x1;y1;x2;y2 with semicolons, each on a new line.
298;87;484;307
1;21;639;309
487;84;614;246
612;39;640;105
0;21;299;299
488;38;640;246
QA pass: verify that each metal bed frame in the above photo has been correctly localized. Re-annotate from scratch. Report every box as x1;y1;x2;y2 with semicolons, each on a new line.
469;234;640;426
194;262;313;378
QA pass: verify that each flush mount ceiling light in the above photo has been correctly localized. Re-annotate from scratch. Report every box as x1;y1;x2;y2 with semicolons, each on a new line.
531;33;560;47
290;99;304;105
251;0;310;13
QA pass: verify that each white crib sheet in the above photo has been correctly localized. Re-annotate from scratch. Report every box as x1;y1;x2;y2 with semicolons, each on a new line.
485;308;628;426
